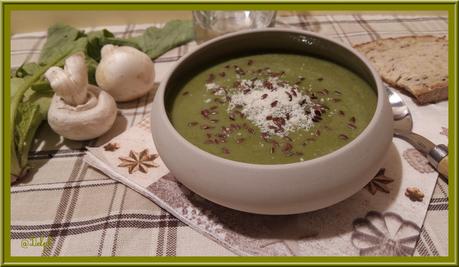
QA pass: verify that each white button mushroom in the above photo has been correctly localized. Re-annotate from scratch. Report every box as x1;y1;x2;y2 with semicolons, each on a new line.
95;44;155;102
45;52;117;141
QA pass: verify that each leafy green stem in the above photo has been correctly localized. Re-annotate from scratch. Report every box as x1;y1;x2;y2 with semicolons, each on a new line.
10;55;68;178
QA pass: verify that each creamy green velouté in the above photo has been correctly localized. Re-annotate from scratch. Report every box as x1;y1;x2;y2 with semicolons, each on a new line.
167;53;377;164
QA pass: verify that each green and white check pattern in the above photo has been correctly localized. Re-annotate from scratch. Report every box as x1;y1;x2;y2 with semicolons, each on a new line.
10;13;448;256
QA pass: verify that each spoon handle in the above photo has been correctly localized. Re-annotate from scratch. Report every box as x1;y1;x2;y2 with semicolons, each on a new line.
395;131;448;179
438;156;448;178
428;144;449;179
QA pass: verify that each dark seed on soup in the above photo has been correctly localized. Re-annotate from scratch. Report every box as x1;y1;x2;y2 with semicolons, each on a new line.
201;124;214;130
347;123;357;129
282;143;293;152
312;116;321;123
275;126;284;133
207;73;215;83
201;109;210;118
261;132;270;141
285;91;293;101
273;117;285;127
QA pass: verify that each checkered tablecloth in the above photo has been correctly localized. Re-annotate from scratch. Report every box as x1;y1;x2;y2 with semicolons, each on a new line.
10;13;449;256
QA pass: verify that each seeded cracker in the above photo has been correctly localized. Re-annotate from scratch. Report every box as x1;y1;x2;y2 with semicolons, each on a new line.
354;35;448;104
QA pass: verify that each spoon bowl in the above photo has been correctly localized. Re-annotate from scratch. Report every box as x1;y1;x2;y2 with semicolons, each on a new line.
386;87;448;179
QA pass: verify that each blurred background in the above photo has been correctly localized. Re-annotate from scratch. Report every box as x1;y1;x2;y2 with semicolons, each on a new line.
11;10;447;34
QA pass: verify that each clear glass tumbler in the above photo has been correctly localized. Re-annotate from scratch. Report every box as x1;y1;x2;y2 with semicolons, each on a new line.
192;11;277;43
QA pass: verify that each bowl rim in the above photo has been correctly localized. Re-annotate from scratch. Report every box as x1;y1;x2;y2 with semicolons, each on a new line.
153;27;387;170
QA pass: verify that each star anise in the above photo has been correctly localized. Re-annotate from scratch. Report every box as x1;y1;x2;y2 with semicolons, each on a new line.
103;142;120;151
118;149;159;174
365;168;394;195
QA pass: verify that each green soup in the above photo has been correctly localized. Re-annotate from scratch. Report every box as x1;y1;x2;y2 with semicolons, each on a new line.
167;53;377;164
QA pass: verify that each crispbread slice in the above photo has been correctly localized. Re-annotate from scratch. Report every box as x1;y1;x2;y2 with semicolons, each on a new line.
354;36;448;104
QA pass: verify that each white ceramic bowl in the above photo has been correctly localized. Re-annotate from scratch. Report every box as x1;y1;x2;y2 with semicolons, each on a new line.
151;29;393;215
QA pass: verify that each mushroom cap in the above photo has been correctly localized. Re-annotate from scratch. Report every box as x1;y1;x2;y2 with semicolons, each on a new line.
95;45;155;102
48;85;117;141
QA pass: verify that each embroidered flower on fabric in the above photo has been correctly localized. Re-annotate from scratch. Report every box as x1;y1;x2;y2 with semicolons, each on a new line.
403;148;434;173
351;211;420;256
440;127;448;137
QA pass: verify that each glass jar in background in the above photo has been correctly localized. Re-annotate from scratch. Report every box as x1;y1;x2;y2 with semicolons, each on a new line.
192;11;277;43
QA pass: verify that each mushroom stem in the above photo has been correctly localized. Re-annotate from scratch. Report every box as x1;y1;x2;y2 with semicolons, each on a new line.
100;44;116;58
45;52;88;106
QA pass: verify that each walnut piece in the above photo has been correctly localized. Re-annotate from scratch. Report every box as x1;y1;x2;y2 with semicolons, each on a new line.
405;187;424;202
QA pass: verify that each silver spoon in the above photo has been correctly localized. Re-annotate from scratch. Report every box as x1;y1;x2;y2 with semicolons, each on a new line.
386;87;448;179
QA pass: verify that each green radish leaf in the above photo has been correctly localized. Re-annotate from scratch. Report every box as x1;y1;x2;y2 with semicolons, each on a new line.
129;20;194;60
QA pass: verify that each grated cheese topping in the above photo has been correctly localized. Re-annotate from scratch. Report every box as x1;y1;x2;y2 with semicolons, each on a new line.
207;76;316;136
